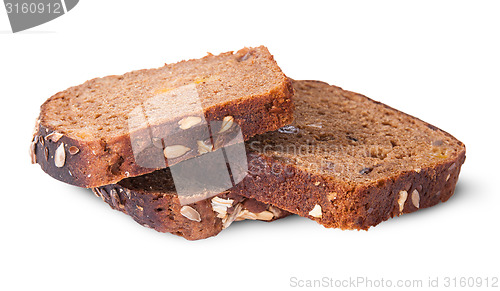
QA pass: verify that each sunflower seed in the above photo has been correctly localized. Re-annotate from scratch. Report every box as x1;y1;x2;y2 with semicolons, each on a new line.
218;116;234;133
411;189;420;208
45;132;64;142
54;143;66;167
255;210;274;221
211;196;234;218
100;188;109;200
29;140;37;164
110;188;123;209
308;204;322;218
222;203;242;229
178;116;202;130
180;206;201;222
212;196;234;207
398;190;408;212
163;145;190;159
92;188;101;198
236;209;258;220
268;205;283;217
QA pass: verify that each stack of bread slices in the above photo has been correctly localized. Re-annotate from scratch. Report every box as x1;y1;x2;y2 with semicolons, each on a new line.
31;46;466;240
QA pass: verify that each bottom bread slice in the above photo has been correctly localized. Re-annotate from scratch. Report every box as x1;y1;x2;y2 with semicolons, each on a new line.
93;168;290;240
227;80;466;230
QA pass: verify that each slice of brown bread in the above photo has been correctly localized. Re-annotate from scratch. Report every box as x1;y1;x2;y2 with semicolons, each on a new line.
97;79;465;239
226;80;466;230
93;167;290;240
30;46;294;188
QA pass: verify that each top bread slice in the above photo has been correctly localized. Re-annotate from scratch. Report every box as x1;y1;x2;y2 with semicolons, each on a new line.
228;80;466;229
30;46;294;188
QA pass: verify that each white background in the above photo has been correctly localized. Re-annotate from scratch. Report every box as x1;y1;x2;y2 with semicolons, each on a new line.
1;1;499;290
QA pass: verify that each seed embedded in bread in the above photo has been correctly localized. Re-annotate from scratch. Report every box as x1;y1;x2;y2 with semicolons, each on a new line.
54;143;66;168
45;132;63;142
91;188;101;198
398;190;408;212
211;196;234;207
411;189;420;208
236;209;258;220
100;188;109;200
163;145;190;159
211;196;234;218
234;209;274;221
219;116;234;133
29;140;37;164
180;206;201;222
110;188;124;209
255;210;274;221
222;203;243;229
178;116;202;130
309;204;322;218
